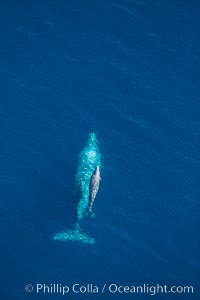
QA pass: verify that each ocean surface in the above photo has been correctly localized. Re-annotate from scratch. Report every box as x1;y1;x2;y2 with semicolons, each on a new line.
0;0;199;299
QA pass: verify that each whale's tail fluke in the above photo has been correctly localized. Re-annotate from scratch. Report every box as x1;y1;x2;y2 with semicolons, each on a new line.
53;224;95;245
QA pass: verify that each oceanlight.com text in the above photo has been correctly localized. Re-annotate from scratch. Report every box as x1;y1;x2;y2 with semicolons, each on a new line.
25;283;194;296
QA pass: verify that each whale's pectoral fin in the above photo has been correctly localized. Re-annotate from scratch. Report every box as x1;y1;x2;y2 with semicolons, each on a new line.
83;207;95;218
88;211;95;218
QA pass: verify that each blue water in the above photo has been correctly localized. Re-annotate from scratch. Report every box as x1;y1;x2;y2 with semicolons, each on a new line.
0;0;199;299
